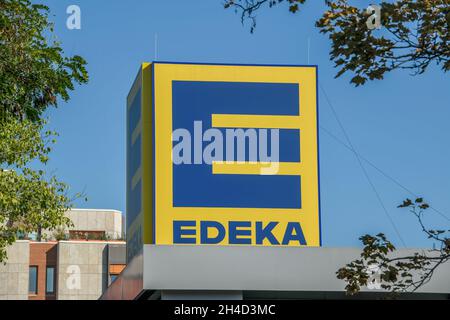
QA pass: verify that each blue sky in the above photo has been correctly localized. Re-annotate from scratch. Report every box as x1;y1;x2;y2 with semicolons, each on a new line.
40;0;449;248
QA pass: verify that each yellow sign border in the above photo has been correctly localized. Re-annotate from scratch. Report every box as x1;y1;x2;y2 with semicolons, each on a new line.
151;63;320;246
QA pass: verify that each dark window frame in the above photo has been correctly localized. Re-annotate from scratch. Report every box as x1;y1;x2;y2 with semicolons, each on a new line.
29;266;38;294
45;266;56;294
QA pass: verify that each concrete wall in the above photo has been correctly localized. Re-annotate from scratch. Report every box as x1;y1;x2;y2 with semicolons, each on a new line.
66;209;123;239
57;241;109;300
0;241;29;300
43;209;124;241
108;244;126;265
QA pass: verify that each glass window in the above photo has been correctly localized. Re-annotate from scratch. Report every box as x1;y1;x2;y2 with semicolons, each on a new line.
110;274;118;283
46;266;55;294
29;266;38;294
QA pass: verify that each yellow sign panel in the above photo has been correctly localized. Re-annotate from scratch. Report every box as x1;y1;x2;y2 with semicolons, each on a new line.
129;62;320;249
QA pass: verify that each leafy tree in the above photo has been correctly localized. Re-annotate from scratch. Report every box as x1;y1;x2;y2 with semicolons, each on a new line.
0;0;88;262
337;198;449;295
0;0;88;120
224;0;450;85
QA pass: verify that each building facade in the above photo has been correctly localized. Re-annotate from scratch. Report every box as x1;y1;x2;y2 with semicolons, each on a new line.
43;209;124;241
0;241;29;300
0;209;126;300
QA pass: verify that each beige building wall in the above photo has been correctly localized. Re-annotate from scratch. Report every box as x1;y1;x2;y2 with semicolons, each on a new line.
57;241;111;300
0;241;29;300
43;209;124;241
66;209;124;239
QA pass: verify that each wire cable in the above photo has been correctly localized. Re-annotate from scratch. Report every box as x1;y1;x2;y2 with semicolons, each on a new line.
319;84;408;247
319;125;450;223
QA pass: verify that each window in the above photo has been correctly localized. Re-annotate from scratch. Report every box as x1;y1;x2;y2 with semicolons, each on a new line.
69;230;106;240
29;266;38;294
46;266;55;294
110;274;118;284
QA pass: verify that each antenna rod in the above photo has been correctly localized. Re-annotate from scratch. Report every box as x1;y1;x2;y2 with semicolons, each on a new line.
154;33;158;61
307;37;310;64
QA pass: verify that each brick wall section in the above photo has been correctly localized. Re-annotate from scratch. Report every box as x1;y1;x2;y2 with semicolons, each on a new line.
29;242;57;300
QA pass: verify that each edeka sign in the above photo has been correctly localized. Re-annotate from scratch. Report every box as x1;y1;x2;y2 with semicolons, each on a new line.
126;62;320;253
